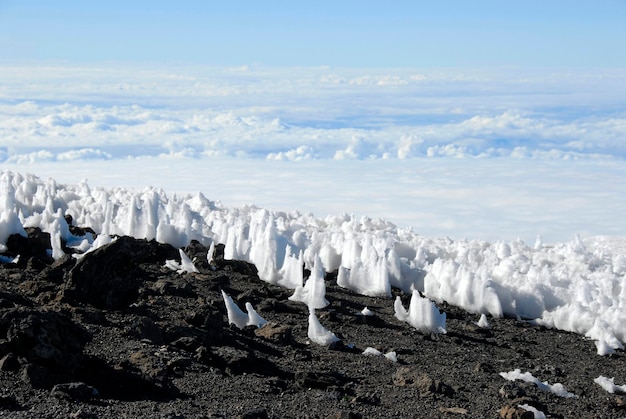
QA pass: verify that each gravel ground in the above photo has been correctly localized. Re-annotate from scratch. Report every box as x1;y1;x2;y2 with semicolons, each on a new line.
1;233;625;418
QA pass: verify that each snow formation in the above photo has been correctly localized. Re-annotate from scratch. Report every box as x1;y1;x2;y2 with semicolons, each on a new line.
518;404;546;419
1;170;626;354
499;369;577;398
394;291;447;334
362;347;398;363
360;307;374;316
476;314;491;329
307;310;340;346
594;376;626;394
362;347;382;357
220;290;267;329
165;249;199;274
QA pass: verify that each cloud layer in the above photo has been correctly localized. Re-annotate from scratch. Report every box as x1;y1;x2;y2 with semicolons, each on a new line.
1;65;625;163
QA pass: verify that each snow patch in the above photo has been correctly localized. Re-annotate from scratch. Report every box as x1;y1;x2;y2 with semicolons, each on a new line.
499;369;577;398
594;376;626;394
289;255;329;310
360;307;374;316
518;404;546;419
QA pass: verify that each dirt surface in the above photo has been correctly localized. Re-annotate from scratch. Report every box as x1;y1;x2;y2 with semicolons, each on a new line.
1;230;626;418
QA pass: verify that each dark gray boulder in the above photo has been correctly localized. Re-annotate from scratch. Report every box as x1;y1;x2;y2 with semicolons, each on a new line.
0;307;90;374
62;236;178;309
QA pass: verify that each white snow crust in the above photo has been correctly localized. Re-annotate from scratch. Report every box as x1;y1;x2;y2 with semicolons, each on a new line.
360;307;374;316
476;314;491;329
362;347;382;357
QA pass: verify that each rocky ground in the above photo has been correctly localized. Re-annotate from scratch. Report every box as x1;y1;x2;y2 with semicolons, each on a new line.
1;223;626;418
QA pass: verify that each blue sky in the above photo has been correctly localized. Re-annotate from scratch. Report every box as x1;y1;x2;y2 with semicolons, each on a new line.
1;1;625;67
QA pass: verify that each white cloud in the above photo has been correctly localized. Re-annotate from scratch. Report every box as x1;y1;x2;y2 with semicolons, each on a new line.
6;150;55;164
57;149;112;161
3;102;624;161
267;145;315;161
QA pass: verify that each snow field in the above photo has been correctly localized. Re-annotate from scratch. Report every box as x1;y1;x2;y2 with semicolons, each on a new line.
1;170;626;354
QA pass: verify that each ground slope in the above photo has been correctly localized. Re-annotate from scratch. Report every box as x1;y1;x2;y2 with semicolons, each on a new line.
0;232;625;418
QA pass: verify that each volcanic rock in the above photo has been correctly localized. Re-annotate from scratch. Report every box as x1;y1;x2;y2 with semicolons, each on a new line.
50;382;99;401
1;308;90;372
61;236;178;309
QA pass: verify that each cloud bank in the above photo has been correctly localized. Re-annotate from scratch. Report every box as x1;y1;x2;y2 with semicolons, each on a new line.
1;65;625;162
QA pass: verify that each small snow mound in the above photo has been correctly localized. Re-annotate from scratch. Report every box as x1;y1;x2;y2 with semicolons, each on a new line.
384;351;398;363
361;347;397;362
73;234;116;260
207;241;216;265
518;404;546;419
360;307;374;316
221;290;249;329
476;314;491;329
289;255;329;309
245;302;268;328
595;339;616;356
0;254;18;264
362;347;382;356
594;376;626;394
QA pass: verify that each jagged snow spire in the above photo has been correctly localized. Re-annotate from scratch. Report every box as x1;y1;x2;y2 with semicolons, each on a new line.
245;302;267;328
221;290;267;329
221;290;249;329
165;249;199;274
307;309;339;346
289;255;329;309
394;290;446;334
207;241;216;265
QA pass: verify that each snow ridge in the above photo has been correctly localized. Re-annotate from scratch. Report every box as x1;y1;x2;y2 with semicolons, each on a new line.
1;170;626;354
